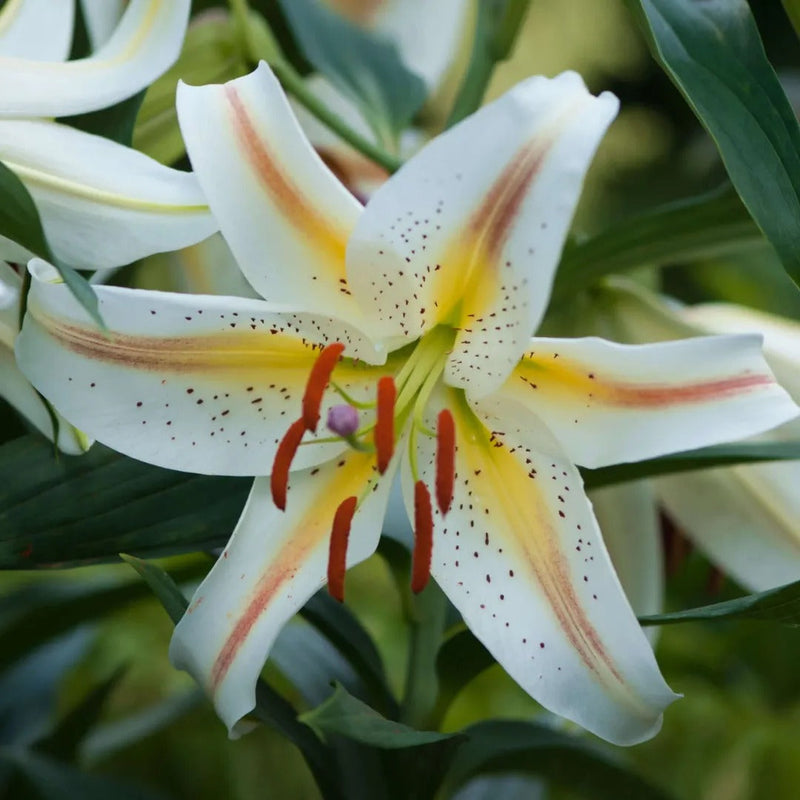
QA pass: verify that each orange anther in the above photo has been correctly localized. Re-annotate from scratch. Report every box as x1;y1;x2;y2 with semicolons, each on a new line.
270;417;306;510
302;342;345;431
374;376;396;473
435;409;456;515
412;481;433;593
327;495;358;602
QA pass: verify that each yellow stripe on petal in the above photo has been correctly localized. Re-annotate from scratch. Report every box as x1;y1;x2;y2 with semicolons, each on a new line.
224;84;350;280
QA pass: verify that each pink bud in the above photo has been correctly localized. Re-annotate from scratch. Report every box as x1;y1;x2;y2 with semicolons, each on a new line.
327;404;360;436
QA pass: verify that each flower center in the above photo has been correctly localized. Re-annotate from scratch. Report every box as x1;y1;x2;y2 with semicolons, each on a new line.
270;327;458;601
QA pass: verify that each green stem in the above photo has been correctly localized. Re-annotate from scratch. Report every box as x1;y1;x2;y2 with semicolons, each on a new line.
400;581;448;728
445;0;532;129
272;61;402;173
228;0;401;173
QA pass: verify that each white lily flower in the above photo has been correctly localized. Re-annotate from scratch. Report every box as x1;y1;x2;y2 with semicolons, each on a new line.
587;281;800;593
0;263;87;453
0;0;216;270
16;64;798;745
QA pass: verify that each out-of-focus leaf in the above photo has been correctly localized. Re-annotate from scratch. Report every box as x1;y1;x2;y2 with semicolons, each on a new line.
0;162;102;327
552;185;760;304
581;441;800;490
783;0;800;38
300;683;458;749
0;567;204;674
60;91;145;147
452;774;546;800
0;747;167;800
440;720;674;799
0;630;93;748
0;435;250;568
81;690;203;765
640;577;800;627
119;555;189;625
627;0;800;288
37;668;127;762
433;628;493;725
300;591;397;717
276;0;426;147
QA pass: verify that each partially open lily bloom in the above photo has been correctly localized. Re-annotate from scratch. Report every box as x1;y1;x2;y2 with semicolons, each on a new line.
16;63;799;746
0;0;215;269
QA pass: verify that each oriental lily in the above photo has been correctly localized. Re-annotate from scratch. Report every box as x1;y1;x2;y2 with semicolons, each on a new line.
0;0;215;269
16;64;799;746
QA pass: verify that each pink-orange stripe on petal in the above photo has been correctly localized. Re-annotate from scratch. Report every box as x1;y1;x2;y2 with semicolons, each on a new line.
224;85;349;270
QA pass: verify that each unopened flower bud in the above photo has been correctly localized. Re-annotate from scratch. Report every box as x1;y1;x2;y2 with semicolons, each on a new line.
327;404;359;437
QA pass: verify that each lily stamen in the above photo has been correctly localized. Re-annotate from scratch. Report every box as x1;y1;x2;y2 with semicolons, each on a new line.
270;417;306;510
302;342;345;431
435;409;456;515
374;376;396;473
327;495;358;602
411;480;434;593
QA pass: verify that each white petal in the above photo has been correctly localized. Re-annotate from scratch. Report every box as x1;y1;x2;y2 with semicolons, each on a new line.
0;262;21;346
0;119;215;269
589;481;663;623
170;452;394;735
177;63;369;324
657;460;800;591
0;0;74;61
79;0;126;51
679;303;800;402
498;335;799;468
370;0;470;89
347;72;617;394
0;0;190;117
16;260;387;476
409;390;676;745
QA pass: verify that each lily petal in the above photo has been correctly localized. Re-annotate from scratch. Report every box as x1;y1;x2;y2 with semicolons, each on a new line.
589;481;663;622
498;335;798;469
79;0;126;51
657;459;800;591
170;451;394;735
409;390;676;745
17;260;387;475
0;0;74;61
177;63;368;323
0;0;189;117
0;119;215;269
346;72;617;394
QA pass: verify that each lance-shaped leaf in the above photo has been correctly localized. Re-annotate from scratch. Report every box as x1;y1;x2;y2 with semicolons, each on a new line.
628;0;800;287
639;577;800;627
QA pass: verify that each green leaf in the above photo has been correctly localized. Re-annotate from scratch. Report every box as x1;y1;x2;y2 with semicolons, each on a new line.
37;668;127;762
440;720;675;799
0;161;102;328
446;0;531;127
0;568;204;675
627;0;800;287
119;555;189;625
552;185;760;303
432;628;494;726
783;0;800;38
276;0;427;147
59;91;146;148
300;592;398;717
0;435;250;568
300;683;459;749
640;576;800;627
0;747;167;800
581;441;800;490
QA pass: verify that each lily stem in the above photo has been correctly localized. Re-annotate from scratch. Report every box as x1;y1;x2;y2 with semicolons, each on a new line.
400;581;448;729
445;0;532;129
228;0;402;173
